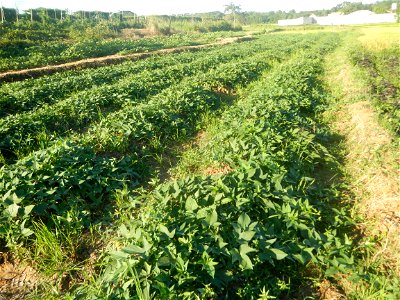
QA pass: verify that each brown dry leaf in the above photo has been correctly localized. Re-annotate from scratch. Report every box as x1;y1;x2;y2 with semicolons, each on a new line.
0;261;39;300
204;164;232;176
319;280;347;300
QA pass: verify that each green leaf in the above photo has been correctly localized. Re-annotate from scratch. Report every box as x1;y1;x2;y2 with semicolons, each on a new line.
175;254;187;272
240;243;257;255
173;181;181;197
214;193;224;202
142;237;152;252
205;209;218;226
118;224;129;237
238;213;251;228
20;227;34;237
247;168;256;178
23;205;35;217
3;192;21;204
158;256;171;267
159;224;175;238
2;190;12;202
239;230;256;241
122;279;134;291
123;245;146;255
231;248;240;263
5;203;19;218
270;248;288;260
185;197;198;212
240;253;253;270
217;236;228;249
325;266;339;277
110;251;130;259
293;250;313;264
272;173;284;191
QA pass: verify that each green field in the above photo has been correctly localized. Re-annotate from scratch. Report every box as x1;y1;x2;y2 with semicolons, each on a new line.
0;17;399;299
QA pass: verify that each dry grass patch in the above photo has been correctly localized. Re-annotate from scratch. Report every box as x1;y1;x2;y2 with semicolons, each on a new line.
323;34;400;296
358;25;400;51
319;279;347;300
204;163;233;176
0;257;39;300
342;100;400;275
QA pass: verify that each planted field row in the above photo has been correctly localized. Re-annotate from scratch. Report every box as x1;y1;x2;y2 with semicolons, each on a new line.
0;34;314;162
0;50;269;245
0;53;272;238
0;32;241;72
89;35;354;299
0;52;197;117
0;41;266;160
0;33;337;249
0;34;306;117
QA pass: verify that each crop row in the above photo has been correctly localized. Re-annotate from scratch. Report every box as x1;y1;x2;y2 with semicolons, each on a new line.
0;32;241;72
0;42;266;160
0;49;273;246
89;34;354;299
0;33;339;250
0;38;249;117
0;52;196;117
0;34;314;162
0;33;308;117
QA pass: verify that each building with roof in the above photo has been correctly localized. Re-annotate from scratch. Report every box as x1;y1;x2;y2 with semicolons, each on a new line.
278;10;397;26
277;16;315;26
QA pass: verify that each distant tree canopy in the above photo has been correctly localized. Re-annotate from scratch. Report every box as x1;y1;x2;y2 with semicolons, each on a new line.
332;2;369;14
224;2;241;15
0;0;397;27
371;0;396;13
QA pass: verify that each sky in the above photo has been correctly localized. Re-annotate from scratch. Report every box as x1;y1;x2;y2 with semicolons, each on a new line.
2;0;378;15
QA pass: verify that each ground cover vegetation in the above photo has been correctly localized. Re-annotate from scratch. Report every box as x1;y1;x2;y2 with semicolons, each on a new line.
348;43;400;135
0;6;399;298
0;1;396;72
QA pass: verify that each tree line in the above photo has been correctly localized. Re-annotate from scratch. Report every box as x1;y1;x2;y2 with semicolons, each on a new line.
0;1;397;26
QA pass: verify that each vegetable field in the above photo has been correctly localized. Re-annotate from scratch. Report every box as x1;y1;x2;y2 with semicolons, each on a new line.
0;25;399;299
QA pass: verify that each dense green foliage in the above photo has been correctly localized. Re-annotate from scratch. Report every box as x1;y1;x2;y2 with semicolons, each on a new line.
0;35;306;163
349;44;400;135
0;34;314;247
73;37;357;299
0;32;240;72
2;27;390;299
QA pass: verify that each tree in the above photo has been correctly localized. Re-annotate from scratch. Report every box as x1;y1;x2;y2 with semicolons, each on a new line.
372;0;393;14
224;2;241;27
332;1;371;14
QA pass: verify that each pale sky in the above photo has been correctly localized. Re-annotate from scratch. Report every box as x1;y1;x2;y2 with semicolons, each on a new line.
2;0;378;15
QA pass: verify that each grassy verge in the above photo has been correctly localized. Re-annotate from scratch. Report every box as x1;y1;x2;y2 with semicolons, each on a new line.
322;31;400;299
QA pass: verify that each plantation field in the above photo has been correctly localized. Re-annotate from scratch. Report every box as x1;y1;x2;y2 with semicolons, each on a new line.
0;31;244;73
0;24;399;299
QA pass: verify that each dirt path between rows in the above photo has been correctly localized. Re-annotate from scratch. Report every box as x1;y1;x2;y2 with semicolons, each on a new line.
0;36;253;83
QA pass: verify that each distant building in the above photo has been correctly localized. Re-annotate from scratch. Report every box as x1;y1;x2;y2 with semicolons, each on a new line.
277;16;315;26
278;10;397;26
